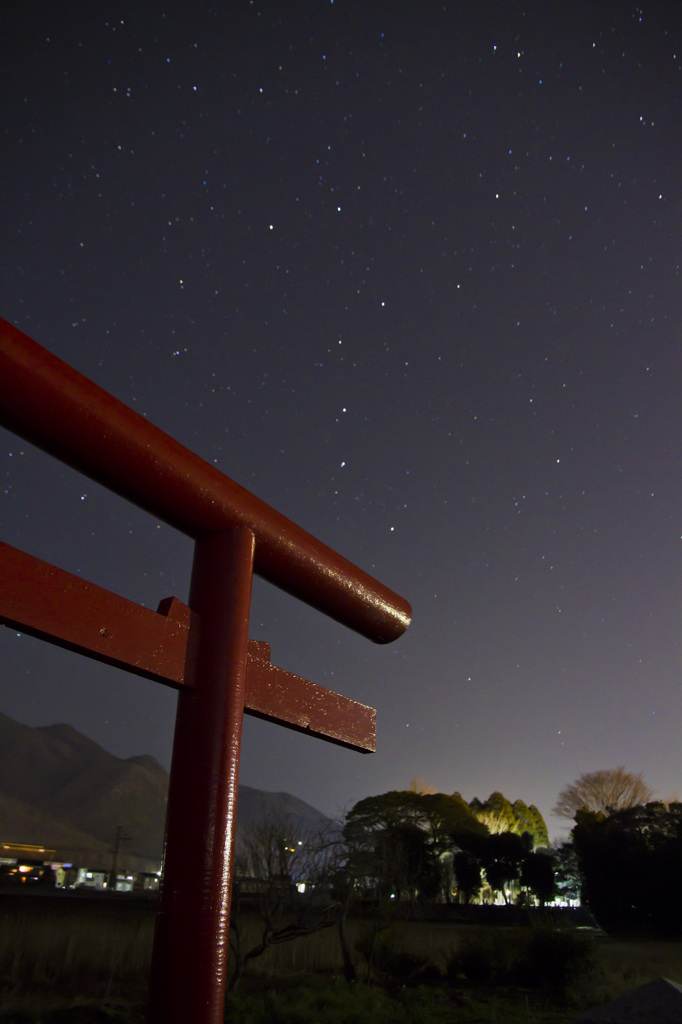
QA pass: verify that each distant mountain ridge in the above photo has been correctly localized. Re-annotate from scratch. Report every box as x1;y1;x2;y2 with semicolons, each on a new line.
0;712;329;873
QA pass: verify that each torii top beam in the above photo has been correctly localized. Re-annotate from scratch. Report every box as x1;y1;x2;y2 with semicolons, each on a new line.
0;318;411;644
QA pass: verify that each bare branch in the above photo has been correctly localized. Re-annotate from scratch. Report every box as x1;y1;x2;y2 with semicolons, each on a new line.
553;767;654;820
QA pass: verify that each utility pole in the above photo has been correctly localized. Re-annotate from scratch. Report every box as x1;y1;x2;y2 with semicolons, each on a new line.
109;825;131;891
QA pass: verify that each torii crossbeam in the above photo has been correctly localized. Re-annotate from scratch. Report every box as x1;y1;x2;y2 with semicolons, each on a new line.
0;319;411;1024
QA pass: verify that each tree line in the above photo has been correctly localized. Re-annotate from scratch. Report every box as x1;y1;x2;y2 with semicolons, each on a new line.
339;766;677;931
228;766;676;985
338;788;551;907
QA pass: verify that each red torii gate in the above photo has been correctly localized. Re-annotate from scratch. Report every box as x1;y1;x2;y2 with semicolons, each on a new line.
0;318;411;1024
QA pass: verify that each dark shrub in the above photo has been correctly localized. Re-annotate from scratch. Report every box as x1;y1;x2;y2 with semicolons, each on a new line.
451;933;519;987
383;949;439;985
457;944;497;986
515;927;596;993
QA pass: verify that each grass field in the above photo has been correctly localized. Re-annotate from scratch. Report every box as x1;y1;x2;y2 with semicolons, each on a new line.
1;894;681;1022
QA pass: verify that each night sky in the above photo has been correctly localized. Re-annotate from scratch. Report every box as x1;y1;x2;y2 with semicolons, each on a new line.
1;1;681;840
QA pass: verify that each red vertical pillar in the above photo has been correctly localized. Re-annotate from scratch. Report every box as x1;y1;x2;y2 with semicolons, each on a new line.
147;527;255;1024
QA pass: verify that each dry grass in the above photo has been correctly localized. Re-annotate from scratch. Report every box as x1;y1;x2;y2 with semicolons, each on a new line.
583;934;682;1006
0;896;153;1019
1;896;682;1021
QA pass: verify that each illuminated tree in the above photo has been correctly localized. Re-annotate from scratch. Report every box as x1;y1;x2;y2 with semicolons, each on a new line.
551;839;581;903
470;793;548;849
408;776;438;794
526;804;549;848
471;791;517;834
512;799;549;848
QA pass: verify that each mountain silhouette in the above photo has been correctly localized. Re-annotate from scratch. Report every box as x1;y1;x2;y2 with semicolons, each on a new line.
0;712;329;874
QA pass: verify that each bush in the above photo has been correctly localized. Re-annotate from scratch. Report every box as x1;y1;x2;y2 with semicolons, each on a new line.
455;943;497;986
515;927;597;995
449;932;519;987
450;925;598;1003
353;927;438;986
